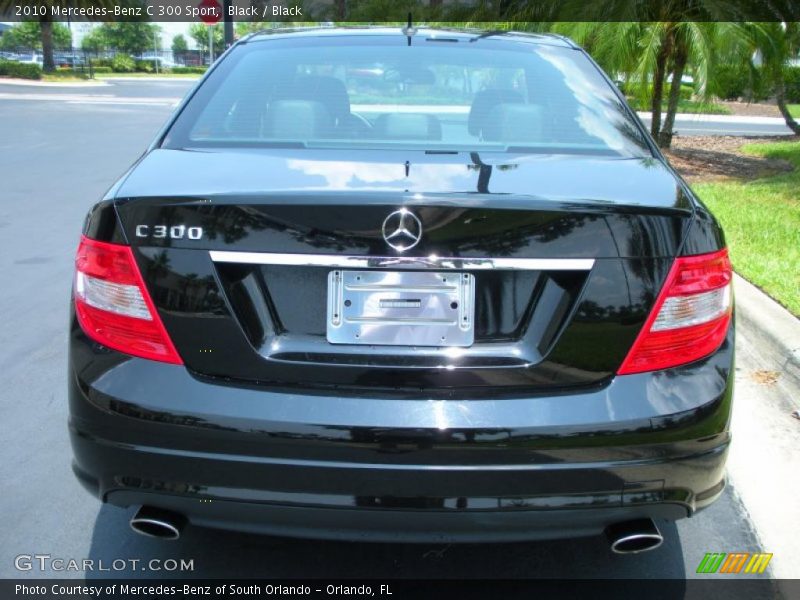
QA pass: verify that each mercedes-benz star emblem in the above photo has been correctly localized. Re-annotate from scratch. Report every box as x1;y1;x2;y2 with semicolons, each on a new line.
382;209;422;252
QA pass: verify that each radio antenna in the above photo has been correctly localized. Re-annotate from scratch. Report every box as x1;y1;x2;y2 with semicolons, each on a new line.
402;12;417;46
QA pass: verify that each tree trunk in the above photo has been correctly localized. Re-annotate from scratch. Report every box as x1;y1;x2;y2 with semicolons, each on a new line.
775;77;800;135
335;0;346;20
39;13;55;73
650;29;673;139
658;40;689;149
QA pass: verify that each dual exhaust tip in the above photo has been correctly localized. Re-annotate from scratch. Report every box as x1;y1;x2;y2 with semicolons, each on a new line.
605;518;664;554
129;505;664;554
130;506;186;540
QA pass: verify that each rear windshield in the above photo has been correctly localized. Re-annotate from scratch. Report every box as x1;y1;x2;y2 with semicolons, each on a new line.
163;34;651;157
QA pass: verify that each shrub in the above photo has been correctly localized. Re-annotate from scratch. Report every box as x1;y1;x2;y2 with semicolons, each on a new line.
90;58;113;68
111;53;135;73
90;66;112;74
748;68;772;102
171;66;207;74
134;59;157;73
710;64;749;100
709;64;774;102
0;59;42;80
784;66;800;104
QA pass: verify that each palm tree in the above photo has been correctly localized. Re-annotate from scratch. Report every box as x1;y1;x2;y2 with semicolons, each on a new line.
551;21;726;149
657;21;724;148
741;22;800;135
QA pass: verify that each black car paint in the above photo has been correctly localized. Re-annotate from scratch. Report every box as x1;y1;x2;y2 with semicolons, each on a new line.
69;29;732;542
102;152;699;393
69;321;732;541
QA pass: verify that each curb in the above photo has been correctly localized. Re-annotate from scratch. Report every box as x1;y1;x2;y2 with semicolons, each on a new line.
734;273;800;399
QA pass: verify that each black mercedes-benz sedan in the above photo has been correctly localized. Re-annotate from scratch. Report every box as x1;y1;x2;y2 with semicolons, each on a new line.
69;27;733;552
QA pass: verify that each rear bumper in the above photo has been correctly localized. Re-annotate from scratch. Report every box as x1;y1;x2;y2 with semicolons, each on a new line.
101;490;697;543
69;326;734;542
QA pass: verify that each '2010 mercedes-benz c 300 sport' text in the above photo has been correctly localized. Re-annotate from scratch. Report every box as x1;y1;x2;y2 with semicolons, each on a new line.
69;28;733;553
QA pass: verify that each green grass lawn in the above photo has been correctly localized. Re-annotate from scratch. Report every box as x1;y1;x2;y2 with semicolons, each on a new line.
789;104;800;118
694;140;800;316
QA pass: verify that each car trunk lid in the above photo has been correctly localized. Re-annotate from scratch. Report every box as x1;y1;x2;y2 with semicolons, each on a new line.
113;149;693;394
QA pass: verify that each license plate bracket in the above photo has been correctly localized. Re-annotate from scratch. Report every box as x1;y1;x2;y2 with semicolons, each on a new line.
326;270;475;347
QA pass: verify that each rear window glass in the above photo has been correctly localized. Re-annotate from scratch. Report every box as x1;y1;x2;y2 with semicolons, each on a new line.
163;35;651;157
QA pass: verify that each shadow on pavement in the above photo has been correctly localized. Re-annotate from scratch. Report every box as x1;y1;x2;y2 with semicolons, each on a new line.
86;505;685;579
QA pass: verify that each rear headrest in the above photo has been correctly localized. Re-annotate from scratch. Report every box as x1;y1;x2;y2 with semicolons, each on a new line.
262;100;333;139
373;114;442;141
281;75;351;123
481;103;543;143
468;89;524;137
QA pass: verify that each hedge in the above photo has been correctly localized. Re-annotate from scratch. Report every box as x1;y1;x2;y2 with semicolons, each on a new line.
0;59;42;80
86;60;206;75
707;64;776;102
709;64;770;101
170;66;207;74
709;64;748;100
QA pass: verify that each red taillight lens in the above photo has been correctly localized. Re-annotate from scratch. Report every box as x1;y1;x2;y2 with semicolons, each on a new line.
73;235;183;365
618;248;732;375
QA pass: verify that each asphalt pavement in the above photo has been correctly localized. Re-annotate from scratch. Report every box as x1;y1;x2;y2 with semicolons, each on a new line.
0;79;794;585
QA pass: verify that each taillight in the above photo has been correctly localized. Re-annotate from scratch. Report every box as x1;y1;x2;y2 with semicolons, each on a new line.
618;248;732;375
73;235;183;365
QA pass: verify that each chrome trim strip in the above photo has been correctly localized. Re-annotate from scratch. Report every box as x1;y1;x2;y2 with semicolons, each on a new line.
208;251;595;271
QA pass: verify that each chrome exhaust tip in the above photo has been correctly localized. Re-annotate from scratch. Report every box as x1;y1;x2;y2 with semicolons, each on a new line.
130;506;186;540
605;518;664;554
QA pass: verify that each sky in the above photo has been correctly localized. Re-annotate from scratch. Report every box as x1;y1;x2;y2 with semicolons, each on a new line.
157;22;199;48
